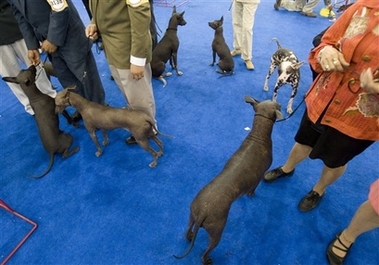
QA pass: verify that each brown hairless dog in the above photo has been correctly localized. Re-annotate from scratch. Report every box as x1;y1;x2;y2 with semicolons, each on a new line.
174;96;283;264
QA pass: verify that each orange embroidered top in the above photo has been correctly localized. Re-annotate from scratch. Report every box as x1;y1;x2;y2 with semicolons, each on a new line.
307;0;379;141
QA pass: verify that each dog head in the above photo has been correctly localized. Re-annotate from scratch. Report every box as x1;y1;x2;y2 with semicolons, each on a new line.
171;5;186;27
244;96;283;121
208;16;223;30
2;65;37;87
55;85;76;114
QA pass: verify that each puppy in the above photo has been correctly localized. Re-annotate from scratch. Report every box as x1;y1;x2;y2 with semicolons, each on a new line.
263;38;304;114
208;16;234;75
150;6;187;87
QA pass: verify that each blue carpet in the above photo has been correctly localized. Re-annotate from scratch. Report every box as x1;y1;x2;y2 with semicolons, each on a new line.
1;1;378;264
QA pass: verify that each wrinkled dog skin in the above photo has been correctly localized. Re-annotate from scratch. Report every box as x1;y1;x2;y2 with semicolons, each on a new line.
263;38;304;114
2;65;79;178
174;97;283;265
55;86;164;168
150;5;186;87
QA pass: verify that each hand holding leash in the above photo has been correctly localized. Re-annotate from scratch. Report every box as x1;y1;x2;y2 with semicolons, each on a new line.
318;45;349;72
41;40;57;54
86;24;99;41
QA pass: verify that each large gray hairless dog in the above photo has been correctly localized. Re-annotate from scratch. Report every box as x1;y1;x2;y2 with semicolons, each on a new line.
2;65;79;178
174;96;283;265
55;86;164;168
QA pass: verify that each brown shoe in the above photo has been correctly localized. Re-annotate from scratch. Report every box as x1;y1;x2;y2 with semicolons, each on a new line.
230;49;241;56
245;60;254;70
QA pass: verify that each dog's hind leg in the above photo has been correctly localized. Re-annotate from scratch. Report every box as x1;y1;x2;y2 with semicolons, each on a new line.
101;129;109;146
150;134;164;157
201;227;224;265
135;139;160;168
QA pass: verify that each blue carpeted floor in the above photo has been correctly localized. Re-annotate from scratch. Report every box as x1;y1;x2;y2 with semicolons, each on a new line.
1;1;378;264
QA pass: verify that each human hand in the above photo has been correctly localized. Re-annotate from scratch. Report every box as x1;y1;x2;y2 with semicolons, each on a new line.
130;64;145;81
86;24;99;40
318;45;349;72
41;40;57;54
360;68;379;94
28;50;40;65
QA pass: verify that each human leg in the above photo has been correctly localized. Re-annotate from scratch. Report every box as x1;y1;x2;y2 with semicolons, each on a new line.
231;1;243;55
0;41;33;114
241;2;258;70
280;0;303;11
108;64;156;121
327;180;379;263
301;0;320;17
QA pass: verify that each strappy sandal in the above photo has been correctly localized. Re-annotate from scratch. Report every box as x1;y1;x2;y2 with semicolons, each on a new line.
326;231;353;265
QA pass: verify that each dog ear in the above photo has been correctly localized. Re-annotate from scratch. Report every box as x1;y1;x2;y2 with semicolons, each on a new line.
275;109;284;120
292;61;304;70
2;77;19;84
220;16;224;22
172;5;177;15
244;95;260;110
66;85;76;90
179;11;185;16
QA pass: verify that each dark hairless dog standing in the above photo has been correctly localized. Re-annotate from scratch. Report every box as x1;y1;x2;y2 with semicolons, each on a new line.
174;97;283;264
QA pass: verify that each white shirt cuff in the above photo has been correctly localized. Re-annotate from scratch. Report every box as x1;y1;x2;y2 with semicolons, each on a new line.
130;56;146;66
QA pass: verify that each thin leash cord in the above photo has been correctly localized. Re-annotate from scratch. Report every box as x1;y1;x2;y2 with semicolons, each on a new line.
34;53;49;80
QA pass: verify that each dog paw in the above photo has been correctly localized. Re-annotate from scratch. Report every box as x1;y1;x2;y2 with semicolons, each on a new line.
177;71;183;76
286;108;293;114
263;86;269;91
95;150;103;157
163;72;172;77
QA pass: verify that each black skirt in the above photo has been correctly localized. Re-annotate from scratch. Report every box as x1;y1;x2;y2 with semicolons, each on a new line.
294;109;374;168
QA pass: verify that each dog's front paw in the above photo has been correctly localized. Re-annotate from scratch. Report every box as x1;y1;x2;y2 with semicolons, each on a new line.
177;71;183;76
209;62;215;66
263;85;269;91
286;107;293;114
95;149;103;157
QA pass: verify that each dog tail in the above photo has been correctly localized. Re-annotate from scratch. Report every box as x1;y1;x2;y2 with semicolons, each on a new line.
270;37;282;49
172;224;200;259
28;153;54;179
158;76;167;87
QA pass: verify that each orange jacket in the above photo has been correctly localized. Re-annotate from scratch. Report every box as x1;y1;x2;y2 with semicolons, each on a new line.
307;0;379;141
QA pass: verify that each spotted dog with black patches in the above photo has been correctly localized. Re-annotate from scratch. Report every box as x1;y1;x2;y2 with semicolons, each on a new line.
263;38;304;114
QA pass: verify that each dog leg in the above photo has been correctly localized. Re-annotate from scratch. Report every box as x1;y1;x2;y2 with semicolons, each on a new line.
263;62;277;91
201;228;223;265
170;53;183;76
101;129;109;146
210;50;217;66
135;139;160;168
150;134;164;157
86;127;103;157
286;86;298;114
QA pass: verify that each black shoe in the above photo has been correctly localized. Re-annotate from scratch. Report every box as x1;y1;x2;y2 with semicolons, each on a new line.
263;166;295;183
125;136;137;145
326;232;353;265
274;0;282;10
298;190;324;212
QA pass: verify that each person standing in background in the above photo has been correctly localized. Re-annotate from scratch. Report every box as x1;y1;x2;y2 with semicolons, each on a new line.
0;0;56;115
86;0;157;145
8;0;106;121
230;0;260;70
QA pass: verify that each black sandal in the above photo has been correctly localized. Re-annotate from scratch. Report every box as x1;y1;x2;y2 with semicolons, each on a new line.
326;231;353;265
